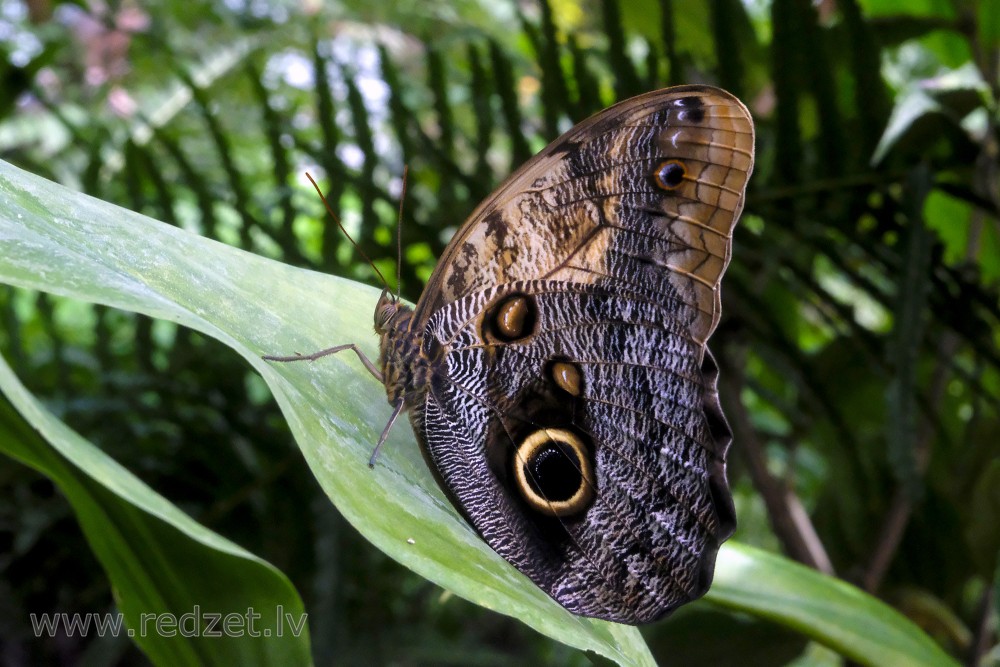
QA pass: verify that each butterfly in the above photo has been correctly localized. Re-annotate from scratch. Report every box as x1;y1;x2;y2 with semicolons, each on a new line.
268;85;755;624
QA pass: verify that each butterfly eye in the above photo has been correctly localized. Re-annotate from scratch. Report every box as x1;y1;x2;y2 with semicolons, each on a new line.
513;428;595;517
654;159;687;190
374;302;397;331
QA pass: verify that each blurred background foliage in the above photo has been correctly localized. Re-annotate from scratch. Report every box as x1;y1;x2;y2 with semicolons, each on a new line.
0;0;997;665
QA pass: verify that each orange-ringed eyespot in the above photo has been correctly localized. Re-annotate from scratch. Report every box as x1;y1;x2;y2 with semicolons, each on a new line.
654;160;687;190
512;428;595;517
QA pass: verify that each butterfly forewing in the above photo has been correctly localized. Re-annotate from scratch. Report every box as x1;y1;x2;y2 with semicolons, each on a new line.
413;85;754;348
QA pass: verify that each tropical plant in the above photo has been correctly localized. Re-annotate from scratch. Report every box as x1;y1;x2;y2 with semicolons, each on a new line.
0;0;996;665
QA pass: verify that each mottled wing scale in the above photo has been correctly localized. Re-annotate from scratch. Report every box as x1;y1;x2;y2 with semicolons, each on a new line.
404;86;754;623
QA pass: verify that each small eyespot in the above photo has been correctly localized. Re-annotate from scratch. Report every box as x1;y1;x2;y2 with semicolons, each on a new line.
550;360;583;397
483;293;537;343
654;160;687;190
674;96;706;123
512;429;595;517
675;95;704;108
681;107;706;123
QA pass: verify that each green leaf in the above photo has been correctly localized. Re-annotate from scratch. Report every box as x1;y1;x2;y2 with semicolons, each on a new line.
0;159;957;666
872;87;941;164
708;544;958;667
0;340;310;664
924;188;1000;284
979;0;1000;49
0;159;652;664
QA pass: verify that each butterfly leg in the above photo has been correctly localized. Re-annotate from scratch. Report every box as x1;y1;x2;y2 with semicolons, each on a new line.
262;344;383;382
369;398;404;468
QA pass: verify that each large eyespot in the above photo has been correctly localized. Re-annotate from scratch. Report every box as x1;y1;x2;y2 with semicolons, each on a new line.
512;429;595;517
654;159;687;190
483;293;537;343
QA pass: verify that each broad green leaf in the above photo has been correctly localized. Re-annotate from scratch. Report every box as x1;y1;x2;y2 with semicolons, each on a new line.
0;161;652;664
709;544;958;666
876;60;988;163
872;87;940;164
0;344;310;665
0;159;958;666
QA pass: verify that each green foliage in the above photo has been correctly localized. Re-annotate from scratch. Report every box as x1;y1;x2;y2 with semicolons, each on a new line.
0;362;311;666
1;0;998;664
0;157;956;667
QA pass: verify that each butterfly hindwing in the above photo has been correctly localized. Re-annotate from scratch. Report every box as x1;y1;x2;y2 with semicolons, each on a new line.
412;279;734;622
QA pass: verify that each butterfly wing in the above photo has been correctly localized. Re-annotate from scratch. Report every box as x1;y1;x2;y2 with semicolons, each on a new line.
410;85;753;623
413;85;754;349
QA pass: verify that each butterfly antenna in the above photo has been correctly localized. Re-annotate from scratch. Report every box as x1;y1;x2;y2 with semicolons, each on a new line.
394;165;409;304
305;172;390;291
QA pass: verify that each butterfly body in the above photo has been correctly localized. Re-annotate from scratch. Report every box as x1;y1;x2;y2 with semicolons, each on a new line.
369;85;754;624
375;296;427;407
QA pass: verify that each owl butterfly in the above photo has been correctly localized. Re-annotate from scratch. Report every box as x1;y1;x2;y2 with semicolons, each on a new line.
268;85;754;624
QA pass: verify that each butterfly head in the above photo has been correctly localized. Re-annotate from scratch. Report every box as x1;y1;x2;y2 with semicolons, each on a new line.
374;289;412;335
374;289;396;332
